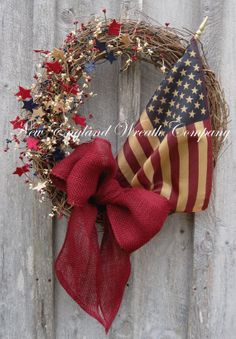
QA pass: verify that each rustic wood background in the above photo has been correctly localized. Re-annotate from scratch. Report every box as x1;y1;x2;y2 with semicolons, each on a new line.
1;0;235;338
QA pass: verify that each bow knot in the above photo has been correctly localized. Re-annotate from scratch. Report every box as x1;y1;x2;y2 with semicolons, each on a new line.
51;138;171;331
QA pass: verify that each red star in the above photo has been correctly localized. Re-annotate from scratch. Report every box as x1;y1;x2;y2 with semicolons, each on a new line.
13;164;30;176
15;86;32;100
72;114;87;127
26;136;39;150
62;83;79;95
108;19;121;36
10;116;27;129
45;60;62;74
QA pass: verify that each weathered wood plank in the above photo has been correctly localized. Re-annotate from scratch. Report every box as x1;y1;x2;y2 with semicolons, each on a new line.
128;2;201;338
54;1;121;338
187;1;236;338
0;0;56;338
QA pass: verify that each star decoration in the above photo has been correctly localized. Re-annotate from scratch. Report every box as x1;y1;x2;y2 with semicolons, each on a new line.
45;60;62;74
186;96;193;103
62;83;79;95
160;97;167;104
108;19;121;36
13;164;30;176
26;136;39;150
167;76;174;83
177;80;183;87
72;114;87;127
23;99;38;112
10;116;27;129
30;107;46;120
191;87;198;94
15;86;32;100
53;149;65;161
148;104;154;112
184;59;191;66
52;48;64;59
106;52;116;63
163;86;170;94
199;93;204;100
32;181;47;191
176;115;182;122
84;62;95;73
183;82;190;89
120;34;132;47
188;73;195;80
94;39;107;51
189;50;196;57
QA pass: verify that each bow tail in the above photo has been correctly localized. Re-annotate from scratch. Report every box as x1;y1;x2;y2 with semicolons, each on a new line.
99;216;131;332
55;206;131;331
55;204;106;326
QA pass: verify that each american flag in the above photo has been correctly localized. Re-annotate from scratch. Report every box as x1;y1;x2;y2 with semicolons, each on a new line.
117;39;213;212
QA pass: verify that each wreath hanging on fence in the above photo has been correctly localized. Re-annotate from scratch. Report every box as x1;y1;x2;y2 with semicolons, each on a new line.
8;13;228;331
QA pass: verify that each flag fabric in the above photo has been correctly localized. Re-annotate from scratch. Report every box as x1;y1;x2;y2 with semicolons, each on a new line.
117;38;213;212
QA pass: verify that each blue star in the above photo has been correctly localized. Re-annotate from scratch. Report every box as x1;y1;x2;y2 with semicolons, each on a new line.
84;62;95;73
95;39;107;52
54;148;65;161
106;52;116;64
22;99;38;112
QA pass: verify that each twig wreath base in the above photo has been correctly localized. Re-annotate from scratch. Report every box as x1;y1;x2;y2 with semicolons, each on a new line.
10;17;228;217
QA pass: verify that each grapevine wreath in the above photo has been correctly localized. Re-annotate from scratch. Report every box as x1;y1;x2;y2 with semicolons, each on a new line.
9;14;228;331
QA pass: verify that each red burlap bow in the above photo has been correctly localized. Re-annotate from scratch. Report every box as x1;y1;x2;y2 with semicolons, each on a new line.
51;138;171;331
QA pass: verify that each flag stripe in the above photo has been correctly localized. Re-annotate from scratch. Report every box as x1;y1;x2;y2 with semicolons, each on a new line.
202;119;213;210
167;131;180;210
134;123;154;158
132;169;151;189
159;136;172;200
116;168;131;188
123;140;141;174
117;149;134;185
192;121;208;211
152;150;163;194
128;135;147;167
139;110;160;149
176;126;189;212
185;124;199;212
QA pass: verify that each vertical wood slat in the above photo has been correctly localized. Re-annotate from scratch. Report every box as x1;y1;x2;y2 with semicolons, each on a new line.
129;2;200;338
188;0;236;338
0;0;56;338
54;1;121;338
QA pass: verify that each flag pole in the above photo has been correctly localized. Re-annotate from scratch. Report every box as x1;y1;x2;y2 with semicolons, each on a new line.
194;16;208;39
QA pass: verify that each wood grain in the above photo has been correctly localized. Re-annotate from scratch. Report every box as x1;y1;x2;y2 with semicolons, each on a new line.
0;0;56;338
187;1;236;338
